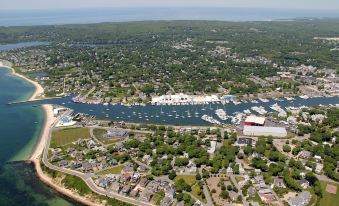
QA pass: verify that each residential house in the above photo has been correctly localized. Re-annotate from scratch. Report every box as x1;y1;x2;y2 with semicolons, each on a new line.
121;185;131;196
110;182;122;193
139;190;153;202
160;196;173;206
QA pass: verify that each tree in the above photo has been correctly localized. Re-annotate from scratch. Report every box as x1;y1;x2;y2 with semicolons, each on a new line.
169;170;177;180
283;145;291;153
196;172;201;180
220;190;229;199
175;178;191;192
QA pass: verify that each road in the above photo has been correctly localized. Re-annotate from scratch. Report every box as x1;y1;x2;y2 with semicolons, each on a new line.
229;175;249;206
41;111;155;206
202;185;213;206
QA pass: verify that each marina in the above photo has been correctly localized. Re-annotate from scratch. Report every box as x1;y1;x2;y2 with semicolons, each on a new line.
15;95;339;126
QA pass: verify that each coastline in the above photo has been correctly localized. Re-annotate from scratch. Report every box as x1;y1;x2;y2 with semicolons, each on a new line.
0;60;44;101
1;60;102;206
32;159;101;206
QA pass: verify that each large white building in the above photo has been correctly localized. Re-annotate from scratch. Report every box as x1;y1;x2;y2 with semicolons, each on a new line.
243;126;287;137
151;93;219;104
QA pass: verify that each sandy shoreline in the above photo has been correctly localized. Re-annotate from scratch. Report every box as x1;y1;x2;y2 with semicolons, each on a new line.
0;60;44;101
1;60;101;206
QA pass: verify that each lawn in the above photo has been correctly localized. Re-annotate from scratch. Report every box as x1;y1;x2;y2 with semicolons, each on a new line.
51;127;91;147
151;191;164;205
319;181;339;206
191;184;206;203
97;165;124;175
175;175;196;186
93;128;106;138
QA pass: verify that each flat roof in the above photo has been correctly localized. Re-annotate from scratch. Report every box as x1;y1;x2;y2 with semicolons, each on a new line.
245;116;266;124
244;126;287;134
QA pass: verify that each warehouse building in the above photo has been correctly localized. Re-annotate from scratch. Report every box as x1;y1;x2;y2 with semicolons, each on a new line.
243;126;287;137
244;116;266;126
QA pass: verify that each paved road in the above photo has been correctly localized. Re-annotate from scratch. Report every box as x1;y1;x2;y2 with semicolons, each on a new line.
315;174;338;184
229;175;249;206
202;185;213;206
42;110;155;206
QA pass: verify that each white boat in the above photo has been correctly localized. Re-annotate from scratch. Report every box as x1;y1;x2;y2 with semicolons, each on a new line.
243;109;251;114
300;95;309;99
215;109;228;120
201;115;221;125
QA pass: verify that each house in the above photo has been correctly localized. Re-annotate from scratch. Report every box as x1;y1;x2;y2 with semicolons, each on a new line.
110;182;122;193
314;155;322;162
105;128;129;139
299;179;310;189
122;164;134;175
130;188;140;197
70;162;82;170
315;163;323;174
248;187;257;196
120;173;132;184
164;186;176;198
59;160;68;167
226;166;233;174
298;151;311;159
121;185;131;196
273;177;286;188
288;191;311;206
81;162;93;172
139;190;153;202
237;137;255;147
139;177;150;188
160;196;173;206
258;189;276;204
96;177;109;188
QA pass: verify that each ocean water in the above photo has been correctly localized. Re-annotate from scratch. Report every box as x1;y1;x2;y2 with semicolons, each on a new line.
0;67;80;206
1;7;339;26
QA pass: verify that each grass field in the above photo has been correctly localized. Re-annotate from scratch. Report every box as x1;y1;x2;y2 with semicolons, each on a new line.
175;175;197;186
319;181;339;206
191;184;206;203
93;128;106;138
51;127;91;147
97;165;124;175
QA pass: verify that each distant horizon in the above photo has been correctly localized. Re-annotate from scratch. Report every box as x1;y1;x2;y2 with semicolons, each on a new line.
1;7;339;27
2;6;339;12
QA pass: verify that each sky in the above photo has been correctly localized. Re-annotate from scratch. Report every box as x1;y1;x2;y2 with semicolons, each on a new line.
2;0;339;11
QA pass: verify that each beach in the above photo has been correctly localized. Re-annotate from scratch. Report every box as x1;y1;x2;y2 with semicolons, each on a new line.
0;60;101;206
0;60;44;101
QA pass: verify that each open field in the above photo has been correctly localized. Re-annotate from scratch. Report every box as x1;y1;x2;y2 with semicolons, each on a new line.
51;127;91;147
320;181;339;206
97;165;124;175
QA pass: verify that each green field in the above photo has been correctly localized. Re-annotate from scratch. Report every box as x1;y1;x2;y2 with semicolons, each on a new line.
191;184;206;203
51;127;91;147
93;128;106;138
97;165;124;175
319;181;339;206
175;175;197;186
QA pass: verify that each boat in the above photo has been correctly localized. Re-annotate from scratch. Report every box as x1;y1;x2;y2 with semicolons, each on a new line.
103;102;109;106
201;115;221;125
215;109;228;120
300;95;309;99
243;109;251;114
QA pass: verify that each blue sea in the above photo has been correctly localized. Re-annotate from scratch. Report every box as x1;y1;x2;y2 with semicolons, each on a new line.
1;7;339;26
0;67;81;206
